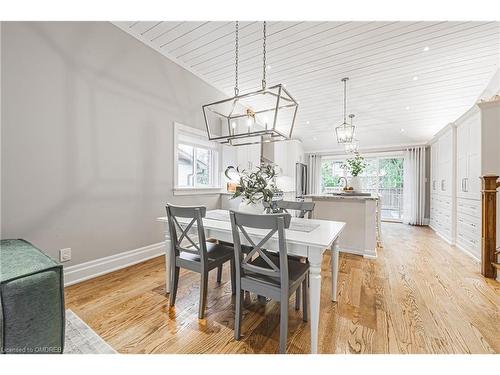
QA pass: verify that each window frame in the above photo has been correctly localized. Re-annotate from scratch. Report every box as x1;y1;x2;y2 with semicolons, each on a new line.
173;122;222;195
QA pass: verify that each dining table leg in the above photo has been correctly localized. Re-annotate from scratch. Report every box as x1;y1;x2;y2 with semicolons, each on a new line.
308;250;322;354
331;239;340;302
164;230;171;294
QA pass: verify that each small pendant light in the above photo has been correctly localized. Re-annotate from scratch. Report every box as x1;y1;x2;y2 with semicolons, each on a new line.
344;114;359;153
335;77;355;144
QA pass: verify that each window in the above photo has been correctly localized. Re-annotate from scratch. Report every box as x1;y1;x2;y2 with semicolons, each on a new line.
320;154;404;221
174;123;220;193
320;160;345;192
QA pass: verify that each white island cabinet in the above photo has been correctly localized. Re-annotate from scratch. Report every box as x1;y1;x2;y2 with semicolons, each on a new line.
304;194;380;258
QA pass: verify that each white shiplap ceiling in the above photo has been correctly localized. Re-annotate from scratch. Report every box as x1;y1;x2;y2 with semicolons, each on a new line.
113;21;500;152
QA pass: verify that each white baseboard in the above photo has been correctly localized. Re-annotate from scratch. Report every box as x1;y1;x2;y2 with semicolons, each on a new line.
63;242;165;286
454;242;480;262
430;227;454;245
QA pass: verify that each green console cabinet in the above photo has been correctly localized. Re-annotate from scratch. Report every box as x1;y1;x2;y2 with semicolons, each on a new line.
0;239;65;354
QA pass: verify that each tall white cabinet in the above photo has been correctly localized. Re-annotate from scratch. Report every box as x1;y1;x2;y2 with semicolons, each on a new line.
455;109;482;259
430;126;455;244
429;99;500;261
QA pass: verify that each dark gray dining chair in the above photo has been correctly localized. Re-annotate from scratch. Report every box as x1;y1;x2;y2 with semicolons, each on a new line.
229;211;309;354
166;204;235;319
277;200;315;219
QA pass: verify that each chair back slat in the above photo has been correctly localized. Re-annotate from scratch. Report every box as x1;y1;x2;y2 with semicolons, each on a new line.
277;200;315;219
230;211;289;286
166;204;208;265
231;211;291;229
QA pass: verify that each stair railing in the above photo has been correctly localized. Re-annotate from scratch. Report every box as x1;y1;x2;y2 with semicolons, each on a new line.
481;175;500;278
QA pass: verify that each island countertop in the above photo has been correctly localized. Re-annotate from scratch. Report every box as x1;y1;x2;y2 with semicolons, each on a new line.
303;193;380;201
304;193;381;258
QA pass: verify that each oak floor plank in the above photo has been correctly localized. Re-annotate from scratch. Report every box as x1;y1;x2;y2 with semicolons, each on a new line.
65;223;500;354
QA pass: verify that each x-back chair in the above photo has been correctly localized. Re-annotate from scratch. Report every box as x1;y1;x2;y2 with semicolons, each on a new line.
230;211;309;353
277;200;315;219
166;204;235;319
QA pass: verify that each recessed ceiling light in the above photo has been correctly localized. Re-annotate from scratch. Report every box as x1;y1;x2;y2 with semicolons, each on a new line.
400;128;405;132
283;83;287;88
313;136;317;141
413;76;419;81
306;121;310;125
266;65;271;70
423;46;430;51
405;106;410;110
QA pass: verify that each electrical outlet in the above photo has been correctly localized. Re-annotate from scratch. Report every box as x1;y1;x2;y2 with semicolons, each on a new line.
59;248;72;262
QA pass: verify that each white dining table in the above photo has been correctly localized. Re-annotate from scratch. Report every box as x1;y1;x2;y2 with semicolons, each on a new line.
157;209;345;354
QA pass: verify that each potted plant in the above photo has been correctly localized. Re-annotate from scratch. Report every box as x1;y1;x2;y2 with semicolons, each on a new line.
224;164;279;214
341;152;367;191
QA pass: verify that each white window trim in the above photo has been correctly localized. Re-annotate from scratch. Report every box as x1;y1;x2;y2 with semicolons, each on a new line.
173;122;223;196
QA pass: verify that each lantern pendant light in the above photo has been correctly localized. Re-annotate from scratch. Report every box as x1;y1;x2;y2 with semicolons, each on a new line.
202;21;299;146
335;77;355;144
344;114;359;153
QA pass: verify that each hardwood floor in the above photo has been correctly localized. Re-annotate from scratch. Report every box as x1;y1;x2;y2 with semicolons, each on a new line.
65;223;500;354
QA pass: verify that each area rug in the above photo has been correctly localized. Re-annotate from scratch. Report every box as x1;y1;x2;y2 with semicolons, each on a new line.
64;310;117;354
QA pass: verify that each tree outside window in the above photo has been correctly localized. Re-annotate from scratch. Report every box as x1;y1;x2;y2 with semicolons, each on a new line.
320;155;404;220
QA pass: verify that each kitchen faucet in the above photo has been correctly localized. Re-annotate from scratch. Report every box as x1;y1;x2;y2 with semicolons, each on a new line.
339;176;348;189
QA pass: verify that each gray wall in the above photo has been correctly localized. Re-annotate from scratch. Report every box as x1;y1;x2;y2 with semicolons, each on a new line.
1;22;223;266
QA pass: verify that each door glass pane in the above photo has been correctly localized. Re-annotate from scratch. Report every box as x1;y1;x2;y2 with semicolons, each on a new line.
178;144;194;187
378;158;404;220
196;148;211;186
359;158;378;190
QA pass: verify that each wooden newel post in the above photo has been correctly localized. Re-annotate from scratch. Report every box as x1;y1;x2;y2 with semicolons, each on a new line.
480;174;499;278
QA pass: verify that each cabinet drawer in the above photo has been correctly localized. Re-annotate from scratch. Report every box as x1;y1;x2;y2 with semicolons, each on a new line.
456;231;480;250
457;212;480;227
436;196;452;207
457;198;481;218
457;219;480;238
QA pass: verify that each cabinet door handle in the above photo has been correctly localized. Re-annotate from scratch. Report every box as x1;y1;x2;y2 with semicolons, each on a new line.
464;178;468;192
461;178;465;192
441;180;445;191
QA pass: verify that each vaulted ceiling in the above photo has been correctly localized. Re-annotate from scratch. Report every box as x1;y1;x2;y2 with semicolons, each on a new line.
113;21;500;152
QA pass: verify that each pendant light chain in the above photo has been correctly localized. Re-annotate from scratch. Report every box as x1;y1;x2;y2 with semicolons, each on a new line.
234;21;239;96
343;78;347;124
262;21;267;90
202;20;298;146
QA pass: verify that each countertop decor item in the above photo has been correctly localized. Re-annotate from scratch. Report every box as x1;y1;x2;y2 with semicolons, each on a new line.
225;164;279;212
203;21;299;146
335;77;355;144
341;152;367;191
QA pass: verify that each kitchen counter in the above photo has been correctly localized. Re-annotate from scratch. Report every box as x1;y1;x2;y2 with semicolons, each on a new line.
304;193;381;258
304;193;379;200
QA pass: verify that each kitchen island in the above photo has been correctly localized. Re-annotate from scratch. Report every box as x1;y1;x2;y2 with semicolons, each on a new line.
304;193;381;258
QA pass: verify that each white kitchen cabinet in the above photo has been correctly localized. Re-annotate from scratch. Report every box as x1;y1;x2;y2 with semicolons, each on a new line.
437;129;453;197
429;100;498;261
431;142;439;194
456;109;481;200
264;139;304;177
454;107;482;259
429;126;455;244
236;143;261;171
